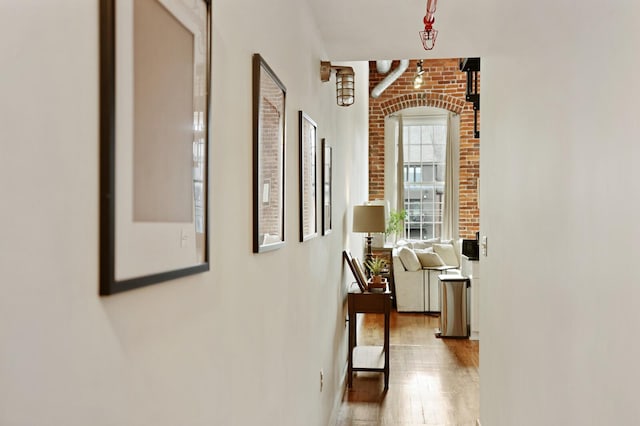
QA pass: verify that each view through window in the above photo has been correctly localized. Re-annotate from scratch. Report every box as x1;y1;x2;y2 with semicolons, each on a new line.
403;116;447;239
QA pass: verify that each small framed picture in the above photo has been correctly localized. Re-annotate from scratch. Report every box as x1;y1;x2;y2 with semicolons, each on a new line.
299;111;318;242
321;139;332;235
252;54;286;253
343;250;367;292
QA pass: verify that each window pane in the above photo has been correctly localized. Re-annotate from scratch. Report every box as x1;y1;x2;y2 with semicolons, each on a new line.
402;118;447;240
435;163;445;182
423;164;434;181
434;143;446;163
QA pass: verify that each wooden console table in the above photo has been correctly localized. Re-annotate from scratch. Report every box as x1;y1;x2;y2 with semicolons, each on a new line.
347;282;391;389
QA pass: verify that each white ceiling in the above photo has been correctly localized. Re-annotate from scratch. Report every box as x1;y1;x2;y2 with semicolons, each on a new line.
306;0;489;61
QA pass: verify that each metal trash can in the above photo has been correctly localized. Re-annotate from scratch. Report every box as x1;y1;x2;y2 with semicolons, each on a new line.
436;275;470;338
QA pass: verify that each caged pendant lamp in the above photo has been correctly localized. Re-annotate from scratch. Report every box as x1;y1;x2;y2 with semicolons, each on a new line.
419;0;438;50
320;61;355;107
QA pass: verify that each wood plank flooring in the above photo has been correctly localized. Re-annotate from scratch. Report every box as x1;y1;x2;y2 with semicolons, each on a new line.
336;311;479;425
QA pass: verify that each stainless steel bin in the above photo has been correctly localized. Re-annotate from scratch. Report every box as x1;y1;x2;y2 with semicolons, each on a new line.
437;275;470;338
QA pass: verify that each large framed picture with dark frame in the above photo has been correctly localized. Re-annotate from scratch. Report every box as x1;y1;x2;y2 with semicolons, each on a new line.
99;0;211;295
299;111;318;242
253;54;286;253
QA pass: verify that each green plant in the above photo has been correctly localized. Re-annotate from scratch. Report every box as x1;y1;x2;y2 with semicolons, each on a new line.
365;257;388;276
385;209;407;238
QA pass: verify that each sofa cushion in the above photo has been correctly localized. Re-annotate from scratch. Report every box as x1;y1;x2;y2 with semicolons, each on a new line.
397;247;422;272
433;243;459;267
395;239;410;248
411;241;430;250
415;248;445;268
403;237;439;250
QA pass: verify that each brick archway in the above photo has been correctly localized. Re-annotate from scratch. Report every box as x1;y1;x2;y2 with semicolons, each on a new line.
368;59;479;238
377;92;465;117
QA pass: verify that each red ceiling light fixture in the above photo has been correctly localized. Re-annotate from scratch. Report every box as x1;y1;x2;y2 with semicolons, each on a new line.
419;0;438;50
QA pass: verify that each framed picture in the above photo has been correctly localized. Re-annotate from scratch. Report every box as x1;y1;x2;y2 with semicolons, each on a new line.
99;0;211;295
299;111;318;242
343;250;367;292
253;54;286;253
321;139;332;235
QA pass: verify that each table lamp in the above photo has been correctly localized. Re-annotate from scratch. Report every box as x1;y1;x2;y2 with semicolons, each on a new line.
353;204;386;265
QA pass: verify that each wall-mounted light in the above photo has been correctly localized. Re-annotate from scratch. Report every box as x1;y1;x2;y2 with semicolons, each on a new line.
419;0;438;50
320;61;355;107
413;60;424;89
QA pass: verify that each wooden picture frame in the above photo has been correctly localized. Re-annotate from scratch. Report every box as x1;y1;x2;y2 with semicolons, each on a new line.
253;54;286;253
299;111;318;242
343;250;367;292
99;0;211;295
321;139;332;235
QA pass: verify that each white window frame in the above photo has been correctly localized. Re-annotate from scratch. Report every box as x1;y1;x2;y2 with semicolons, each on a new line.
402;114;448;240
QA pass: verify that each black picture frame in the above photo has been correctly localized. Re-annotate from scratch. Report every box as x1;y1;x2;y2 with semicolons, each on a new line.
299;111;318;242
321;139;332;235
99;0;211;295
343;250;367;292
253;54;286;253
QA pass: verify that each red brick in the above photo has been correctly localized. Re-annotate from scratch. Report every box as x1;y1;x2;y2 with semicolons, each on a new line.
368;59;480;235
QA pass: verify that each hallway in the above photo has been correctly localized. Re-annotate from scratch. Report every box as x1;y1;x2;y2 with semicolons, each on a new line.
337;312;479;425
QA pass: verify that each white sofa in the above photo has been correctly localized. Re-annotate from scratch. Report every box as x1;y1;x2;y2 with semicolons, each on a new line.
392;239;462;313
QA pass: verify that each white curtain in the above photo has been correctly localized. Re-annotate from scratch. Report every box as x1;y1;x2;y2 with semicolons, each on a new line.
383;115;401;216
386;109;459;241
442;112;460;240
395;115;404;216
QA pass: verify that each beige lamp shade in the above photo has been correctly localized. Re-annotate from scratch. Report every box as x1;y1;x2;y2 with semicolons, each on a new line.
353;205;386;233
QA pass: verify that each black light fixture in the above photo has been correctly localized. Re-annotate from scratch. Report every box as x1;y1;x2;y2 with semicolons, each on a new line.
460;57;480;138
413;60;425;89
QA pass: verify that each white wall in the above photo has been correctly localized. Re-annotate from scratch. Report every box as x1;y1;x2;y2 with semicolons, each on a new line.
479;1;640;424
0;1;369;425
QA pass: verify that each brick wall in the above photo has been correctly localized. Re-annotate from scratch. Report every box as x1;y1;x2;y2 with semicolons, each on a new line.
368;59;480;238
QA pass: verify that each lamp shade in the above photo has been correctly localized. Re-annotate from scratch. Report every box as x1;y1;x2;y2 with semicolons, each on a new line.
353;205;386;233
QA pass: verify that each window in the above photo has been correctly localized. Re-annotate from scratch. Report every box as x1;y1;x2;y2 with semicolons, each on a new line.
403;116;447;240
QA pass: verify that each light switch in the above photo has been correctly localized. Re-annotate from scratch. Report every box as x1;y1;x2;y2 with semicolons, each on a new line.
481;235;487;256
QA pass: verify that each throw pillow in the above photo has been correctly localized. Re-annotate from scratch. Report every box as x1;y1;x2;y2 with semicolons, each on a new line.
415;249;445;268
412;241;429;250
395;240;410;248
397;247;422;272
412;237;440;250
433;243;459;267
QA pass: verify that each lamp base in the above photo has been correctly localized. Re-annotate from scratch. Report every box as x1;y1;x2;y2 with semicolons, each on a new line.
364;234;373;274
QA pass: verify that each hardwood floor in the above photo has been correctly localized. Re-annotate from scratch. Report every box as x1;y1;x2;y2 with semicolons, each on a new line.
336;311;479;425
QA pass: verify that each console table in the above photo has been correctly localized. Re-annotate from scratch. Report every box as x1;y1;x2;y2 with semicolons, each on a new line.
347;282;391;389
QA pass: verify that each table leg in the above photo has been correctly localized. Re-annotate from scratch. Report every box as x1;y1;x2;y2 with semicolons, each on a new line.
348;303;355;388
384;299;390;390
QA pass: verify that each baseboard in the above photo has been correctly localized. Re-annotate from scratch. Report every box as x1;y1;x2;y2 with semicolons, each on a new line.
328;361;348;426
